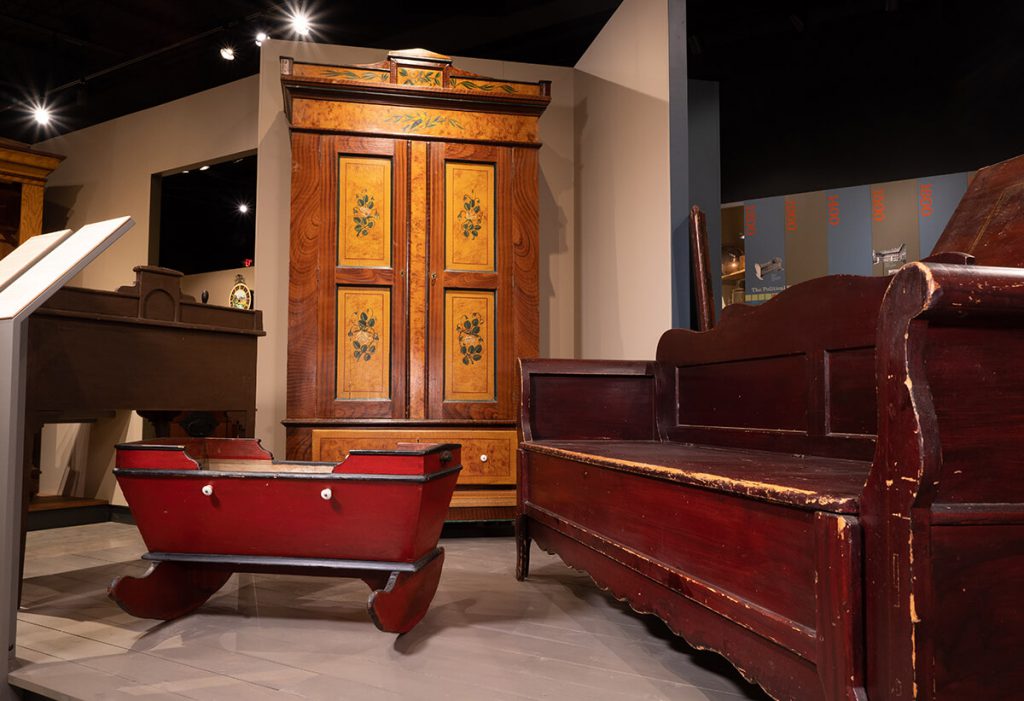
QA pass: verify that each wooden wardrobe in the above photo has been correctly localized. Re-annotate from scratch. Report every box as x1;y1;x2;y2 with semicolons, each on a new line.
281;49;550;520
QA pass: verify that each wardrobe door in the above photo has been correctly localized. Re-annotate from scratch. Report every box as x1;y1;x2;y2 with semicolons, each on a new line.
290;134;409;420
426;142;514;420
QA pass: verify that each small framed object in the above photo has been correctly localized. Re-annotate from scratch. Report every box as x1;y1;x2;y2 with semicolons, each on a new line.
229;274;252;310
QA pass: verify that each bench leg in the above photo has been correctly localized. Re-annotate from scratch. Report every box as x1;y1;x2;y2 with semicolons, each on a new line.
108;562;232;620
515;514;531;580
365;548;445;633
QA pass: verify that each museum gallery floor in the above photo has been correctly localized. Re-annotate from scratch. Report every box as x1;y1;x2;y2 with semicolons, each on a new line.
11;523;767;700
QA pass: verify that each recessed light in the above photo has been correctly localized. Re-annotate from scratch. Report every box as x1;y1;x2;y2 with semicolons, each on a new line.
182;170;190;174
220;46;236;61
238;203;250;214
289;10;312;37
199;165;210;171
31;104;52;126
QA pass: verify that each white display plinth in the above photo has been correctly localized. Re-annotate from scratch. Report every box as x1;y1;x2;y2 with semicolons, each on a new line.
0;217;132;698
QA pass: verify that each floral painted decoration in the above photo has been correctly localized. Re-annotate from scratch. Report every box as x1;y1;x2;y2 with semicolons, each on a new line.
398;68;442;87
457;313;484;365
349;309;379;361
385;111;464;133
352;190;380;238
458;193;484;239
450;79;518;94
324;69;388;83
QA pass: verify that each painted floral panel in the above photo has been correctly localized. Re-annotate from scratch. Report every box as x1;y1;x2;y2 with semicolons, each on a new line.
445;162;495;272
444;291;495;402
338;156;391;268
337;287;390;400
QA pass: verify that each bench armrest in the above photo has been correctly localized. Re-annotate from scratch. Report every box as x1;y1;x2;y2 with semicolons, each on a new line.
865;261;1024;699
518;358;657;442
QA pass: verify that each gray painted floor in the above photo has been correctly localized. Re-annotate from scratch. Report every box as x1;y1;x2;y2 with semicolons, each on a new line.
11;523;769;700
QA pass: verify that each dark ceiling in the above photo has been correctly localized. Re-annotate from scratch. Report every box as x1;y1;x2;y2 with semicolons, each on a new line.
0;0;623;142
3;1;1023;201
686;0;1024;199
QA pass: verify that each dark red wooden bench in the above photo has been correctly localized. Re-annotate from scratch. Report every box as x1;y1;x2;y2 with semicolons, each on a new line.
516;156;1024;700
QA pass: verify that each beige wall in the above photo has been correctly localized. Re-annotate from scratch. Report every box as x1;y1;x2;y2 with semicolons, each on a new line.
31;10;674;466
34;78;259;503
37;76;259;290
574;0;672;359
254;40;577;455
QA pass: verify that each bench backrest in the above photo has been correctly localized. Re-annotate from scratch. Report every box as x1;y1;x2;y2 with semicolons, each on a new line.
931;154;1024;266
656;274;890;461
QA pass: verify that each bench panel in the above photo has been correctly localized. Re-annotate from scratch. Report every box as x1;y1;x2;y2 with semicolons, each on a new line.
825;346;876;436
528;520;827;701
524;451;819;629
677;353;808;431
926;325;1024;504
929;524;1024;700
530;373;655;441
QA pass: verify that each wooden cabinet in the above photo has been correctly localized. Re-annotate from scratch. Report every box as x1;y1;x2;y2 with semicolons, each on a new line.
281;49;550;519
0;140;63;261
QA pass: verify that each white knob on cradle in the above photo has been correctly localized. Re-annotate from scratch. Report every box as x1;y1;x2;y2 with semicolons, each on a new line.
320;487;332;500
479;454;488;463
201;484;214;497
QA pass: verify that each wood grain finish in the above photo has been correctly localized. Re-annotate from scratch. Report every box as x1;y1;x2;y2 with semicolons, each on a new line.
407;141;428;420
336;287;391;399
427;142;514;421
284;51;548;515
313;427;516;485
444;290;495;402
862;262;1024;701
287;133;325;420
518;159;1024;701
689;205;715;331
290;100;539;144
0;140;63;258
520;258;1024;700
288;135;408;420
657;274;891;461
338;156;392;268
931;153;1024;266
444;161;495;271
17;184;44;245
520;359;657;442
511;148;541;394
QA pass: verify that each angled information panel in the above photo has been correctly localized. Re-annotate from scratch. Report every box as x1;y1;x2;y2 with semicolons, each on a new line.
0;216;133;700
0;230;71;295
0;217;132;320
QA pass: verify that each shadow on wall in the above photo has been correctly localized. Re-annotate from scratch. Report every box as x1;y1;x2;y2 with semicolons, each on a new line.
42;185;82;233
572;72;671;360
573;94;591;358
539;168;570;358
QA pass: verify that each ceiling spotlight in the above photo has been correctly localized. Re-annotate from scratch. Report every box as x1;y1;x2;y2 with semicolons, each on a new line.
31;104;52;126
255;31;269;47
220;46;236;61
199;165;210;171
238;203;250;214
289;11;312;37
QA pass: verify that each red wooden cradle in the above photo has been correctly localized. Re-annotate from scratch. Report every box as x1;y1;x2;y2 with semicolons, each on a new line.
109;438;460;633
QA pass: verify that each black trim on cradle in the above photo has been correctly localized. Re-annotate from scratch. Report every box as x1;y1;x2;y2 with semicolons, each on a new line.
142;547;443;573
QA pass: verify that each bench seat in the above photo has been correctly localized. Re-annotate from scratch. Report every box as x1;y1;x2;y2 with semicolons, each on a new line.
523;440;869;513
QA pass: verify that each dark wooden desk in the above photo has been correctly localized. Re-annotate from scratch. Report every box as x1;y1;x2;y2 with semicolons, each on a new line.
23;265;264;500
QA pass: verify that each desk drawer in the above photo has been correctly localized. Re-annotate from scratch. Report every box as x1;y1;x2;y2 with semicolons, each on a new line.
312;428;516;485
